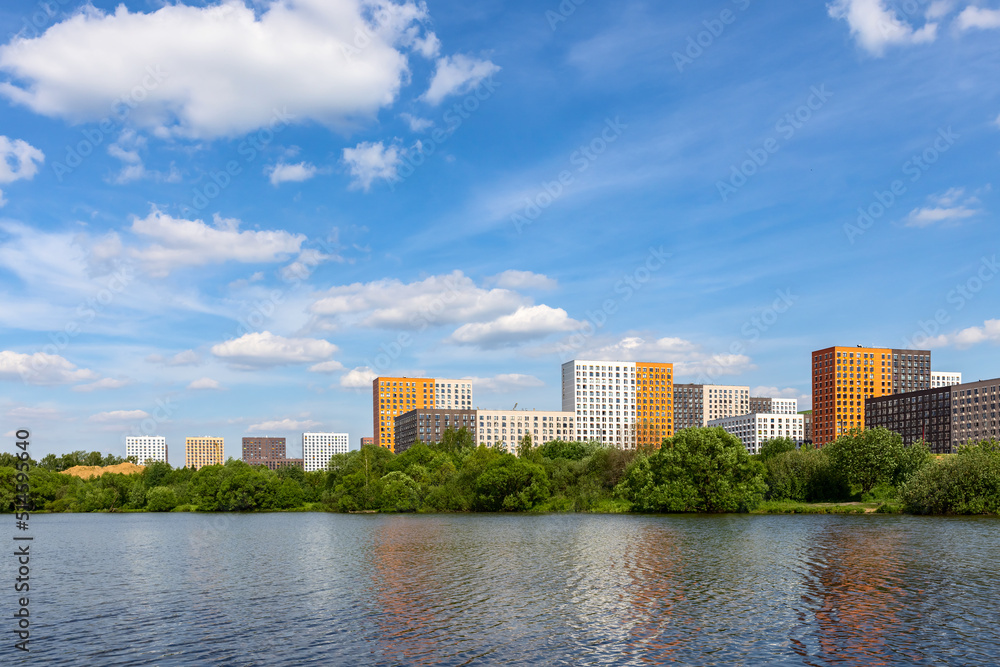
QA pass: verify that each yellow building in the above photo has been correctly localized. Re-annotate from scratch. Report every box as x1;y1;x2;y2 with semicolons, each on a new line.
372;377;474;452
185;436;224;470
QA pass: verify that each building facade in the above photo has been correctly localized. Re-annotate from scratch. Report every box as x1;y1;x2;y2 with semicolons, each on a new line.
810;346;931;446
749;396;797;414
708;413;805;455
674;384;751;431
360;437;375;448
475;409;576;454
302;432;349;472
394;409;476;454
931;371;963;388
950;378;1000;449
185;436;224;470
126;436;167;466
561;360;674;449
372;376;474;452
799;410;813;444
242;436;286;462
865;386;952;454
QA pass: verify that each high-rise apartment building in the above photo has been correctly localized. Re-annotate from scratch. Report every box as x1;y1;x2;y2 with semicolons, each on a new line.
708;412;805;455
865;386;952;454
931;371;962;388
810;346;931;446
749;396;797;415
674;384;750;431
372;376;474;452
394;409;476;454
126;436;167;465
800;410;813;444
185;436;224;470
561;360;673;449
475;409;576;454
949;378;999;449
242;436;285;461
302;432;349;472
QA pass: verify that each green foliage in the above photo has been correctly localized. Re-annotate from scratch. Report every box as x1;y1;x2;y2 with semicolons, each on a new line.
616;427;767;512
758;437;797;460
146;486;178;512
538;440;599;461
763;448;849;502
901;442;1000;514
471;453;550;511
825;428;931;495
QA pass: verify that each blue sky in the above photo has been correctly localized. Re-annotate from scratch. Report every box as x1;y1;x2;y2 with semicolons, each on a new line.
1;0;998;463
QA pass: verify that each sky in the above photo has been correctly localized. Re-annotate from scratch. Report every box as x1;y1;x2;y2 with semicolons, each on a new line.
0;0;998;464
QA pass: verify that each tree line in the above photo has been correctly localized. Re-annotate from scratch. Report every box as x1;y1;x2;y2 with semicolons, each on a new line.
1;427;998;514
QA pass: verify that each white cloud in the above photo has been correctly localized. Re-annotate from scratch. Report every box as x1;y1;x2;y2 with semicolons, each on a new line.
340;366;377;388
310;271;528;330
905;188;981;227
487;270;558;290
400;112;433;132
926;319;1000;348
0;189;6;207
248;418;321;432
573;336;756;380
308;360;346;373
0;135;44;183
0;0;439;139
827;0;937;56
462;373;545;392
7;406;63;420
925;1;954;20
422;54;500;105
73;377;132;392
167;349;202;366
89;409;149;423
342;141;403;191
0;350;99;385
188;377;224;390
449;305;581;348
956;6;1000;29
268;161;318;186
279;248;340;282
211;331;338;369
128;208;305;276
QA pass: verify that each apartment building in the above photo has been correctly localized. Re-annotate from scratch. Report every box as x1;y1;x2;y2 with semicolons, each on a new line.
708;413;805;455
674;384;751;431
394;409;476;454
865;386;953;454
125;436;167;466
476;409;576;454
561;360;673;449
302;432;349;472
810;346;931;446
931;371;963;388
185;436;224;470
949;378;1000;450
800;410;813;444
360;437;375;448
242;436;303;470
749;396;797;415
372;376;474;452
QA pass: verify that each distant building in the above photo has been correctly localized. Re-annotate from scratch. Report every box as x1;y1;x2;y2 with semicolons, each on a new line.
242;436;303;470
126;436;167;465
475;409;575;455
709;413;805;455
865;386;952;454
360;437;375;448
749;397;797;414
950;378;1000;449
931;371;962;388
674;384;750;431
185;436;224;470
372;376;474;452
799;410;813;444
394;409;475;454
302;432;349;472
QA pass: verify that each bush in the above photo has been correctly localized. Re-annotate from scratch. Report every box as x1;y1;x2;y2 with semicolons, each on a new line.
146;486;178;512
901;445;1000;514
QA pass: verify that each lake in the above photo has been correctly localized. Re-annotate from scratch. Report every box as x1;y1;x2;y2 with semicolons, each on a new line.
12;513;1000;665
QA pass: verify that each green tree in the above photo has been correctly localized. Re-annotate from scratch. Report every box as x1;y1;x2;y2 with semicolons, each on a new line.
146;486;179;512
380;471;421;512
901;441;1000;514
759;437;797;460
472;453;550;511
615;427;767;512
825;427;930;495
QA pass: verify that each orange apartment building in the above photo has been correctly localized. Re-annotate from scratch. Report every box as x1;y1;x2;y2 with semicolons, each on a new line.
372;376;474;452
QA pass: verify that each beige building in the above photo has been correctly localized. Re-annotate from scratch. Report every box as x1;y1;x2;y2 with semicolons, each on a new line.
674;384;750;431
476;409;576;454
185;436;224;470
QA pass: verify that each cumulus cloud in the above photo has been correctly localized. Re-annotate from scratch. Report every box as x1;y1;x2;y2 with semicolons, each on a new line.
7;406;63;420
572;336;756;381
0;350;99;385
956;6;1000;29
279;248;340;282
310;271;528;330
188;377;224;390
0;135;44;183
448;305;581;348
827;0;937;55
400;112;433;132
340;366;377;387
0;0;439;139
422;54;500;105
308;360;346;373
925;319;1000;349
72;377;132;392
268;161;318;186
905;188;981;227
487;270;558;290
248;418;321;432
211;331;338;369
342;141;403;191
462;373;545;392
89;409;149;423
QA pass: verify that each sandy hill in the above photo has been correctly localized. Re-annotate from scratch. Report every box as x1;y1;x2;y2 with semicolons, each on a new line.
60;462;146;479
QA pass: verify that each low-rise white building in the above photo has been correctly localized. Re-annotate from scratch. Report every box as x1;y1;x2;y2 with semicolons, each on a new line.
476;410;576;455
708;412;804;455
931;371;962;388
126;436;167;465
302;432;349;472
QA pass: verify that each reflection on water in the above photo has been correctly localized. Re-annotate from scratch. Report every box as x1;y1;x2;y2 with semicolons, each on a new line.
20;513;1000;666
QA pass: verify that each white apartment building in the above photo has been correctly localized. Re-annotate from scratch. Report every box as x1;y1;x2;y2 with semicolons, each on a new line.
302;432;349;472
931;371;962;388
708;413;805;455
770;398;798;414
561;360;674;449
435;379;474;409
476;410;576;454
676;384;751;431
126;436;167;465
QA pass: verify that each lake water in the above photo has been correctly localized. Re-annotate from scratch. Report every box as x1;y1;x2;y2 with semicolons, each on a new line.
12;513;1000;665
